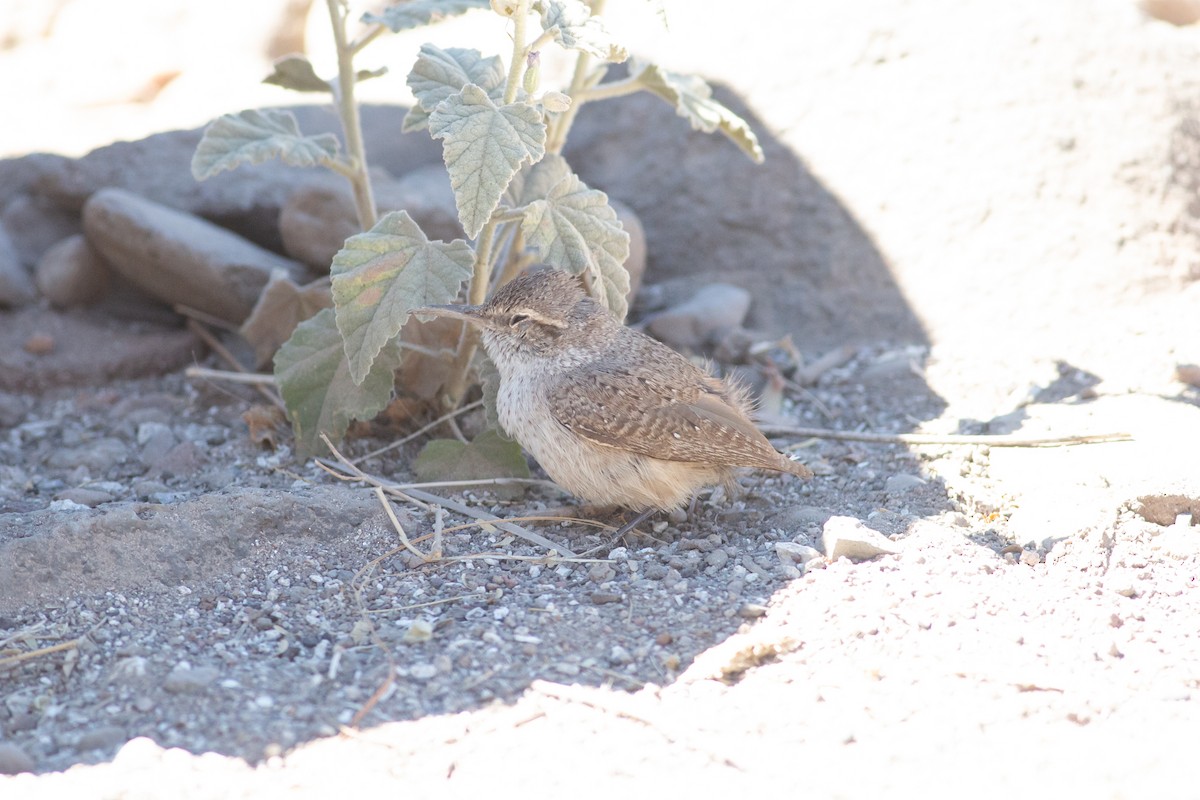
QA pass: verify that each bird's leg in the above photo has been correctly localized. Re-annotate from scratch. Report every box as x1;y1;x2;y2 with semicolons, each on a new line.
611;508;658;541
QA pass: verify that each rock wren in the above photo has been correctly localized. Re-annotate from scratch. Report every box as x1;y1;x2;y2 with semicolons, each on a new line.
418;269;812;517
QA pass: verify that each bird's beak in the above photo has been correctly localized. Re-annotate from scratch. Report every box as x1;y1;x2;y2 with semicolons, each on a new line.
412;304;486;327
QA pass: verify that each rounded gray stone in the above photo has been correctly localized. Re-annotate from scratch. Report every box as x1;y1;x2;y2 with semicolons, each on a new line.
82;188;307;324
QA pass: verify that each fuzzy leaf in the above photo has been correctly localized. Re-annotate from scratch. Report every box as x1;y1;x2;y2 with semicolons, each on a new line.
331;211;474;386
364;0;489;31
404;45;506;133
264;55;331;93
191;109;341;180
274;308;400;456
540;0;628;62
414;429;530;494
508;155;630;319
631;62;763;164
239;271;332;368
429;85;546;239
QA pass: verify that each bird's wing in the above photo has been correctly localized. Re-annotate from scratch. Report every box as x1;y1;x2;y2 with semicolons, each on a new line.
547;362;801;473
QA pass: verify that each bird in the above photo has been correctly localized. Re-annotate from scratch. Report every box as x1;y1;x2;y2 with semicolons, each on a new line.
417;269;812;532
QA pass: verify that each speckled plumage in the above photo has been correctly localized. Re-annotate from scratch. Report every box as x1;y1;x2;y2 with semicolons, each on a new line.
420;269;812;511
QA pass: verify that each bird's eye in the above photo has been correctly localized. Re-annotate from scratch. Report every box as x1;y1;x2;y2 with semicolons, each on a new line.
510;314;529;326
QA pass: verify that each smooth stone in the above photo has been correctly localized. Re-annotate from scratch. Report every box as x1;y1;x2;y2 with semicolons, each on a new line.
83;188;307;324
45;438;130;473
0;225;36;307
163;663;220;694
0;307;198;392
822;515;901;561
74;725;127;753
35;234;112;308
0;742;35;775
279;165;464;273
54;488;115;507
610;198;647;301
644;283;752;349
34;106;441;252
885;474;927;493
1;192;82;268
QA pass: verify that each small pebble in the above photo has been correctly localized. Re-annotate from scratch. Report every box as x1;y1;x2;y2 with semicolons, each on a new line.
75;725;127;753
0;743;35;775
738;603;768;619
590;592;623;605
163;664;220;694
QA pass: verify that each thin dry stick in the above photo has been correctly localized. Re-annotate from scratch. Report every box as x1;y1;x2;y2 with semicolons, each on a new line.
354;399;486;463
319;434;579;558
184;367;276;386
183;317;285;411
0;638;79;669
175;303;239;332
398;487;578;558
374;486;433;562
761;425;1133;448
795;344;857;385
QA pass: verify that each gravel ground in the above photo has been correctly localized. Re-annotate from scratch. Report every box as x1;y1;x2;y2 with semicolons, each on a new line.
3;0;1200;796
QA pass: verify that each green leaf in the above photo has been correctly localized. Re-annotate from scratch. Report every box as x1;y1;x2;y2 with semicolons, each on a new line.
274;308;400;456
331;211;474;386
507;155;630;320
631;62;764;164
404;45;506;133
414;429;530;496
191;109;341;180
363;0;490;32
429;85;546;239
539;0;628;62
263;55;331;93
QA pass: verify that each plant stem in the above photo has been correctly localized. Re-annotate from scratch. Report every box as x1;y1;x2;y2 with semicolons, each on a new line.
503;0;532;105
546;0;608;153
444;0;534;408
327;0;377;231
575;75;642;103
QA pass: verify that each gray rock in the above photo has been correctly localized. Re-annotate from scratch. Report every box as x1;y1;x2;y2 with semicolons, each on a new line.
822;516;901;561
705;548;730;568
0;307;198;392
0;742;35;775
0;225;36;308
610;199;647;301
278;186;363;272
0;392;28;428
1;192;83;268
54;488;115;507
381;164;465;245
885;474;927;493
46;438;129;474
768;505;835;531
35;234;112;308
75;725;127;753
163;663;221;694
774;541;822;566
34;106;441;252
83;188;307;325
645;283;752;349
279;165;464;273
137;422;178;465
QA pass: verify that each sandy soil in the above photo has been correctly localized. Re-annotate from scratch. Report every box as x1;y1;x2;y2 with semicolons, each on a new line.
2;1;1199;796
